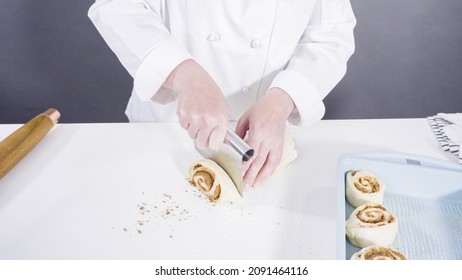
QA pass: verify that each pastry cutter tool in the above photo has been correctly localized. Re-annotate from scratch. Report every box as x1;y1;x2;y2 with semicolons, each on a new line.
195;128;254;196
0;108;60;179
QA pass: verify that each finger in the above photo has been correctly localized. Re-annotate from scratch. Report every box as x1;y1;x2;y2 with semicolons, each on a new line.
235;114;249;140
243;147;269;189
180;121;189;130
178;114;189;130
176;103;188;126
187;122;201;139
208;124;227;151
195;126;212;149
252;149;283;187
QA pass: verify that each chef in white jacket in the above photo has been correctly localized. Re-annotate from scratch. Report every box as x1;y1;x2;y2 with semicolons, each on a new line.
88;0;356;189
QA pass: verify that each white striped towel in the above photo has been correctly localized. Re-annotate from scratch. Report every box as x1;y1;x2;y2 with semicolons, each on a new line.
428;113;462;164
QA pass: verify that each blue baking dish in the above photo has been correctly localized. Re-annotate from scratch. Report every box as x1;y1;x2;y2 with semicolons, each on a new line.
337;152;462;260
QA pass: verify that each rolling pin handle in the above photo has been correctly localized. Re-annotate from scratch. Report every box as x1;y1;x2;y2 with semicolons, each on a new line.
0;108;60;179
43;108;61;124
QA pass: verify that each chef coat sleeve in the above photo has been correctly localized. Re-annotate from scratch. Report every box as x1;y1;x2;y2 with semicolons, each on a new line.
88;0;193;101
269;0;356;126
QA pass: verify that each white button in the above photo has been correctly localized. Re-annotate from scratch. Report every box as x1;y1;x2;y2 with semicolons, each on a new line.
207;33;220;42
241;87;250;95
250;39;261;48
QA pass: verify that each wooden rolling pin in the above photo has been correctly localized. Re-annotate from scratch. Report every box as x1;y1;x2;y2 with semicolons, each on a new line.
0;108;60;179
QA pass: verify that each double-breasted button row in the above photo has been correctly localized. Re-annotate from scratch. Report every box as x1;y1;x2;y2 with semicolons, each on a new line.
207;33;262;49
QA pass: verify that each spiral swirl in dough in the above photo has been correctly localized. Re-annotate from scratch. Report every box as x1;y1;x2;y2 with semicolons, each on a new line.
346;170;385;208
345;203;398;248
188;159;241;203
351;246;406;260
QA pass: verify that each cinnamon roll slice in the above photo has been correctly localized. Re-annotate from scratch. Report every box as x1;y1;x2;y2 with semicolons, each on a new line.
346;170;385;207
351;246;406;260
345;203;398;248
188;159;241;203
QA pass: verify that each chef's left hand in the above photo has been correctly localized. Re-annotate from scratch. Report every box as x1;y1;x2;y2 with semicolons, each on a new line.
235;88;295;189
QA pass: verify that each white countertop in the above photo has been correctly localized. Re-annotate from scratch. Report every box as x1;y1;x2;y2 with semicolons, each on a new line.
0;118;456;259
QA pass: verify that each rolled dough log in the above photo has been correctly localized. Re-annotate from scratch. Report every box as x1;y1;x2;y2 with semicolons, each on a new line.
188;133;297;203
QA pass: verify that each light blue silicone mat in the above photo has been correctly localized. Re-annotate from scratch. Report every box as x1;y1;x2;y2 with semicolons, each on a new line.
337;152;462;260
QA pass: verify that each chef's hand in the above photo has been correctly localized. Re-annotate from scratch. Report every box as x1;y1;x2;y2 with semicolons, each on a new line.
235;88;295;189
164;59;229;150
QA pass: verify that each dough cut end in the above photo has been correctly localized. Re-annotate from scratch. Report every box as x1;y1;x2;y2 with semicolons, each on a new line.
188;159;241;203
187;133;298;203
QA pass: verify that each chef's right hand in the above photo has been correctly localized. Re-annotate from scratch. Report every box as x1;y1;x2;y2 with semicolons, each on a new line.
164;59;229;150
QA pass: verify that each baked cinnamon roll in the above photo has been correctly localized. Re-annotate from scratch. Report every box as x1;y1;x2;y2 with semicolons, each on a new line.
346;170;385;207
345;203;398;248
351;246;406;260
188;159;241;203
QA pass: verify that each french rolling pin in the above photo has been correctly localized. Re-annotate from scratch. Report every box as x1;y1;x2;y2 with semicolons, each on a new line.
0;108;60;179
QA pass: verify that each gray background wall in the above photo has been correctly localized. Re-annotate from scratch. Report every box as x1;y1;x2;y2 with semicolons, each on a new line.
1;0;461;124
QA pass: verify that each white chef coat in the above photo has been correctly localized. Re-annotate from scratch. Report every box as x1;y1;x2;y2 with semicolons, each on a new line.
88;0;355;126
